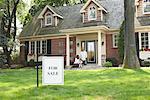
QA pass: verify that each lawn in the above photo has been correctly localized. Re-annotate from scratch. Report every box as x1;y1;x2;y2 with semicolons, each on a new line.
0;68;150;100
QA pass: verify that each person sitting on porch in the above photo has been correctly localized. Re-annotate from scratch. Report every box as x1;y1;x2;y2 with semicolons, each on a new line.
79;48;87;65
73;55;83;67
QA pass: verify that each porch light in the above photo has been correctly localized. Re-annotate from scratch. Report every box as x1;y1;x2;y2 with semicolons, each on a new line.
77;43;80;47
102;41;104;46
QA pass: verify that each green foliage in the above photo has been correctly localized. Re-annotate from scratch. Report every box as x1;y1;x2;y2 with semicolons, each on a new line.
141;60;150;67
118;21;125;63
103;61;113;67
28;59;35;67
11;51;20;64
0;54;7;67
17;0;28;24
106;57;118;66
23;13;32;26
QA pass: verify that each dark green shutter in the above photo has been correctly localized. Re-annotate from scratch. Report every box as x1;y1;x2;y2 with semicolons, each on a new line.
25;41;29;61
47;40;51;54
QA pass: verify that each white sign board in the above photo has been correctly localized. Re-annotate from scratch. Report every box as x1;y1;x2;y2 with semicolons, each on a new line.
42;56;64;85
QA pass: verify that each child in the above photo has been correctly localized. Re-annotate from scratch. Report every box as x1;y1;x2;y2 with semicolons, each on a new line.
73;55;83;68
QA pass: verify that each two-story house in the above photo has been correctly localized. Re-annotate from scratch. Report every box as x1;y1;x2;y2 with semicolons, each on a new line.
19;0;150;66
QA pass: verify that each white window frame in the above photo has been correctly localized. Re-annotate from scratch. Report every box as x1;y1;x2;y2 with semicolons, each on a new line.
112;34;118;48
139;32;150;50
29;40;47;55
42;40;47;54
45;12;52;26
143;0;150;14
88;6;97;21
31;41;35;54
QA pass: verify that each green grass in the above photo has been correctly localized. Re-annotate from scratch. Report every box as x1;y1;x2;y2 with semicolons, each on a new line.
0;68;150;100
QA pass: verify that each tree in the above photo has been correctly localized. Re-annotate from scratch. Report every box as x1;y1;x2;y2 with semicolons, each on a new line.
118;21;124;64
123;0;140;68
0;0;20;67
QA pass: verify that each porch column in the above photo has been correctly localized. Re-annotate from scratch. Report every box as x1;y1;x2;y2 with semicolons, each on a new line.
98;31;102;66
66;34;70;66
29;41;31;54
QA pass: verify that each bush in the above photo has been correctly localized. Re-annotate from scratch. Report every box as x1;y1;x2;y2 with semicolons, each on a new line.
103;61;113;67
141;60;150;67
0;55;7;68
11;52;20;64
28;59;35;67
106;57;118;66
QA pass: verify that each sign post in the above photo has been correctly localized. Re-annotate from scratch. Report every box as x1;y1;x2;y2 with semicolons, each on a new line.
36;47;39;87
42;56;64;85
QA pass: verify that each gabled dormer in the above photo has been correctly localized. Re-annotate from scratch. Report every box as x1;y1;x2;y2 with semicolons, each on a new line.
80;0;107;23
38;5;63;28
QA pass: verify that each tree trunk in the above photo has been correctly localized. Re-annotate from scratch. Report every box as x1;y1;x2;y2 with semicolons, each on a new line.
122;0;140;68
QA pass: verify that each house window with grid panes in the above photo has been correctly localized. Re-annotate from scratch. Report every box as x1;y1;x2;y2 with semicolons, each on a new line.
144;0;150;2
143;0;150;14
141;32;149;49
42;40;47;54
45;13;52;26
88;6;97;21
36;41;41;54
113;34;118;48
31;41;35;54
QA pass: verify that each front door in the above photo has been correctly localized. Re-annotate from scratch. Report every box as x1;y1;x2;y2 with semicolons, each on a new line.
81;41;96;63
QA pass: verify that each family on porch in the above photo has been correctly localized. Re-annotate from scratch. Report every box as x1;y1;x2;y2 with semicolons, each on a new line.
73;48;87;68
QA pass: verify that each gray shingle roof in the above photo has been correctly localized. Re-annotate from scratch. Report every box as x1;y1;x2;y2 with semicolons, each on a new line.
137;16;150;26
97;0;124;29
21;0;148;37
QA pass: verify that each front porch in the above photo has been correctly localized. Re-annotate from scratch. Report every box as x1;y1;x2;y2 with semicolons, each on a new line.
65;28;108;67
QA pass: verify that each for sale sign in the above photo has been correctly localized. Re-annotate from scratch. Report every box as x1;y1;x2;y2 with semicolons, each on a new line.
42;56;64;85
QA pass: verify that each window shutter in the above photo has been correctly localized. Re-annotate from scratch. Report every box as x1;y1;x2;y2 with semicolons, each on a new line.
25;41;29;61
135;32;139;58
47;40;51;54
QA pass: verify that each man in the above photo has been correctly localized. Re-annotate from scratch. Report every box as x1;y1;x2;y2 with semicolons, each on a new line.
79;48;87;65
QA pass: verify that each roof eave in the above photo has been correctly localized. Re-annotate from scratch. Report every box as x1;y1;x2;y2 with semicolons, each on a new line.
80;0;108;14
37;5;63;19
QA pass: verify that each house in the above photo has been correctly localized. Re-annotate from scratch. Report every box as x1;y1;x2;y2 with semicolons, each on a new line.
19;0;150;66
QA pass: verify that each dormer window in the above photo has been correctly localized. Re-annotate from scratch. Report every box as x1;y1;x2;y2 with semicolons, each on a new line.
45;12;52;26
143;0;150;14
88;6;97;21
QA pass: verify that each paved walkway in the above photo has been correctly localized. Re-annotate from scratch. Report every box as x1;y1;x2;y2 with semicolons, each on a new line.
65;64;106;70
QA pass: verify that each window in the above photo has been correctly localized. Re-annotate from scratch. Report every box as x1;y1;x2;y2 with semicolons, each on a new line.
144;0;150;2
88;6;97;20
42;40;47;54
141;32;149;49
31;41;35;54
45;12;52;25
113;34;118;48
36;41;41;54
143;0;150;14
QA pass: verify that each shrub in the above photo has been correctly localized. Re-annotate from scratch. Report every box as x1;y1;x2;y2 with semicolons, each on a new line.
103;61;113;67
11;52;20;64
0;55;7;68
28;59;35;67
141;60;150;67
118;21;125;63
106;57;118;66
